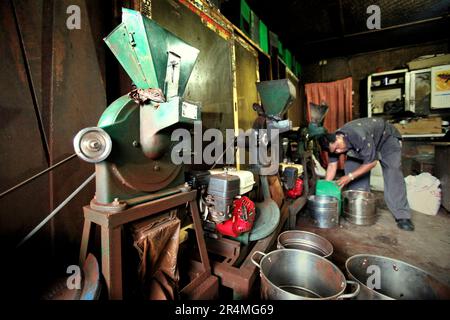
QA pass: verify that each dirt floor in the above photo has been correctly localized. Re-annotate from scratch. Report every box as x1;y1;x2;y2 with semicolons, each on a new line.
296;192;450;286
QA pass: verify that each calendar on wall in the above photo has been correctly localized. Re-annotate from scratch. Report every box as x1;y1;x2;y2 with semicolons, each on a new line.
431;64;450;109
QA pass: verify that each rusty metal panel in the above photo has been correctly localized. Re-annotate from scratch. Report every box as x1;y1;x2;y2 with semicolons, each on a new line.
234;37;259;131
13;0;52;158
0;0;50;248
151;0;234;132
286;71;303;127
13;0;45;119
49;0;106;262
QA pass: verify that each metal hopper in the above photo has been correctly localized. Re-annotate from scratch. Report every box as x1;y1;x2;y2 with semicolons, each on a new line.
104;8;199;97
309;102;329;125
256;79;297;119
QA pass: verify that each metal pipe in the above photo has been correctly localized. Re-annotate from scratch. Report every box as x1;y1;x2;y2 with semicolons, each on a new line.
210;136;237;170
125;187;181;207
0;154;77;199
260;175;271;200
16;172;95;248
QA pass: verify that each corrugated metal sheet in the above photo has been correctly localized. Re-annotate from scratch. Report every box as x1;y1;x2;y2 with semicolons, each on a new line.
0;0;50;247
0;0;107;270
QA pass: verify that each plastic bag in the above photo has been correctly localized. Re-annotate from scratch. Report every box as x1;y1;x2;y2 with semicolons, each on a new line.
405;173;441;216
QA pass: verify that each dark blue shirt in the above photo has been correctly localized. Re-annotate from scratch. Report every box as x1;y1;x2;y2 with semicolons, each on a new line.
328;118;401;164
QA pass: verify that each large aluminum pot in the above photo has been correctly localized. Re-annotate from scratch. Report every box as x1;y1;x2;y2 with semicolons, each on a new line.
345;254;450;300
308;195;339;228
342;190;377;225
251;249;360;300
277;230;333;258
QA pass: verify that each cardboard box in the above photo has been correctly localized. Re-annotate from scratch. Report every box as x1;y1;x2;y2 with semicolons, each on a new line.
408;54;450;70
394;117;442;135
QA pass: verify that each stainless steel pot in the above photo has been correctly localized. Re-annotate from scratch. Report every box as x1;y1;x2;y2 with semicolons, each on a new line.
345;254;450;300
277;230;333;258
251;249;360;300
342;190;377;225
308;195;339;228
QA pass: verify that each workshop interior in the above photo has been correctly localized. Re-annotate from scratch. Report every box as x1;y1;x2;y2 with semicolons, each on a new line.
1;0;450;301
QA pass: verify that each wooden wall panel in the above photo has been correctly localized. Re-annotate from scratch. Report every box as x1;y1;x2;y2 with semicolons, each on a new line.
235;39;259;131
287;71;303;128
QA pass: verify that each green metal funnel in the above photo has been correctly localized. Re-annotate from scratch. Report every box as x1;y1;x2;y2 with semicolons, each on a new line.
104;8;199;96
256;79;296;118
309;102;329;124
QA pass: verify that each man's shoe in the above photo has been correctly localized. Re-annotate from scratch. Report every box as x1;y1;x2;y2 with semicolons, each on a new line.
396;219;415;231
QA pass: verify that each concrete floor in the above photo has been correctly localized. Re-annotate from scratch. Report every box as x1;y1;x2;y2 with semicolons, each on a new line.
296;192;450;286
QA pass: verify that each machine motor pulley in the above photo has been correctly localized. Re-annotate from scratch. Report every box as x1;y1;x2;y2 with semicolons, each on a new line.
73;127;112;163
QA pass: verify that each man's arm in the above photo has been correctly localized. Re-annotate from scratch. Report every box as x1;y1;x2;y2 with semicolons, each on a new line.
350;160;378;179
325;161;338;181
336;160;378;188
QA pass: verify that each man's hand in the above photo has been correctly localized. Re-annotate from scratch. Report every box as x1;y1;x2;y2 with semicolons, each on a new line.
337;175;352;188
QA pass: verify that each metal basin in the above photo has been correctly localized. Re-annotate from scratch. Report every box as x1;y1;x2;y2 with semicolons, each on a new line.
342;190;377;226
345;254;450;300
277;230;333;258
251;249;359;300
308;195;339;228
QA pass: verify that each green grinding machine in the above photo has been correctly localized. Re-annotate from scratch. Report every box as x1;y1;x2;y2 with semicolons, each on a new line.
73;8;201;212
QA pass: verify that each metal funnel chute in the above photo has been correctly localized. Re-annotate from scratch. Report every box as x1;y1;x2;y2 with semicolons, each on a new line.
104;8;199;97
309;102;329;125
308;102;329;138
256;79;296;118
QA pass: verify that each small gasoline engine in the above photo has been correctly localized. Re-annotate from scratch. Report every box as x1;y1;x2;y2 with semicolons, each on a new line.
187;169;257;238
280;163;304;199
204;169;256;238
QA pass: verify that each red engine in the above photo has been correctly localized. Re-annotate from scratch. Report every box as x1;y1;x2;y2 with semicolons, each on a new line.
286;178;304;199
215;196;256;238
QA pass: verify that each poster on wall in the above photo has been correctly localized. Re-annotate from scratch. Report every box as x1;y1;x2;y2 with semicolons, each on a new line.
431;64;450;109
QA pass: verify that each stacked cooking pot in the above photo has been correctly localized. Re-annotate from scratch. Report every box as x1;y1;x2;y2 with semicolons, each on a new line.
252;230;450;300
308;190;378;228
342;190;378;226
252;230;359;300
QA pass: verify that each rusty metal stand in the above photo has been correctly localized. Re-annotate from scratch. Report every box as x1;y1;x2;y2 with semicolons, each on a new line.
287;151;317;230
79;190;217;300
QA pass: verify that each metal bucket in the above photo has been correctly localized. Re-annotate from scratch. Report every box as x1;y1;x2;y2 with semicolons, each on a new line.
277;230;333;258
345;254;450;300
342;190;377;225
251;249;360;300
308;195;339;228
